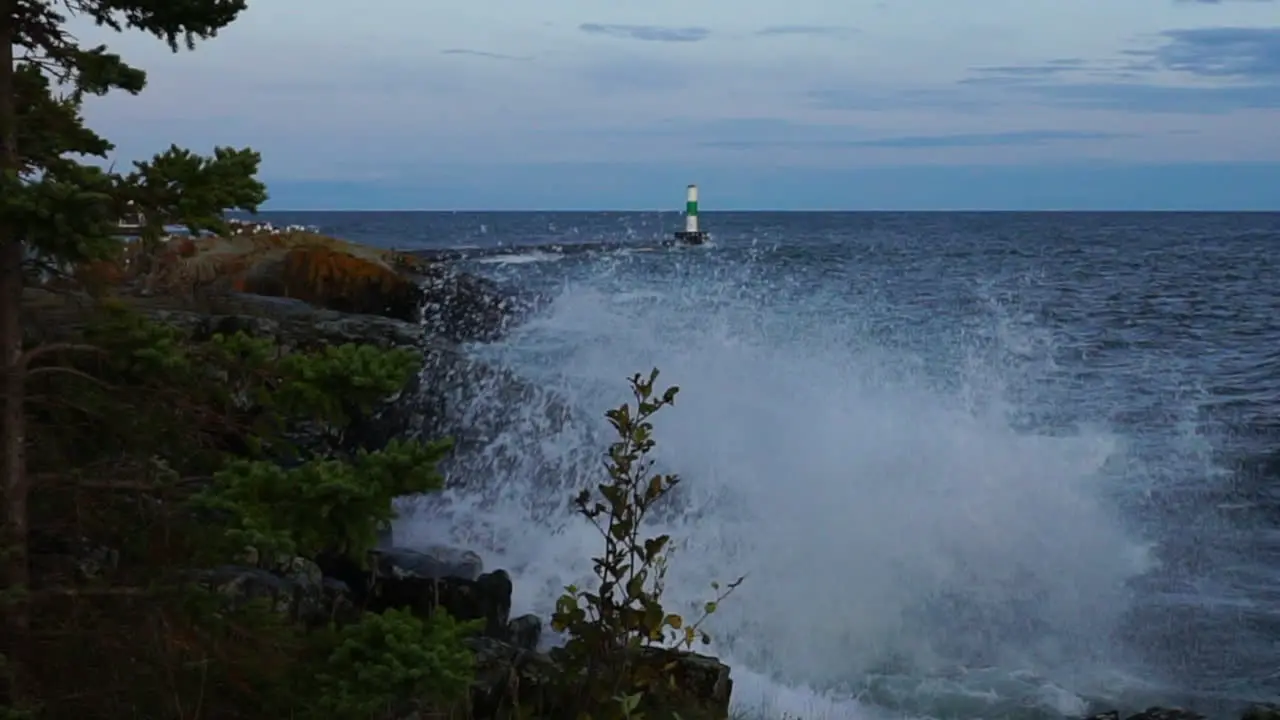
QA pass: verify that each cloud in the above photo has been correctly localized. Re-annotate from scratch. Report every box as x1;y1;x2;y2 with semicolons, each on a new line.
440;48;525;60
1022;82;1280;112
956;25;1280;113
1135;27;1280;78
701;130;1127;150
596;117;1131;154
962;58;1119;86
755;25;857;39
578;23;710;42
75;0;1280;195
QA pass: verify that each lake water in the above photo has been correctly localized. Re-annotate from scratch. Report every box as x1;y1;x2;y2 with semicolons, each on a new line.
257;210;1280;720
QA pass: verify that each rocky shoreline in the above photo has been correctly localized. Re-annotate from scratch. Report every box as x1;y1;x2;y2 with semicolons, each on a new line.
25;229;733;719
30;229;1277;720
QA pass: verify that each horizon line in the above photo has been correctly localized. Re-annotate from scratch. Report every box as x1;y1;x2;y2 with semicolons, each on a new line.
251;207;1280;213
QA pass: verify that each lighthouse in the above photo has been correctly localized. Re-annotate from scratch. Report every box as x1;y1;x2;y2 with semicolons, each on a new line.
673;184;708;244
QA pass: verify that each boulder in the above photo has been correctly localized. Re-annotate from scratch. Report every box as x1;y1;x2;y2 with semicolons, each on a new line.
370;544;484;582
417;263;532;344
366;547;512;638
266;244;422;320
615;646;734;720
132;231;429;322
467;637;733;720
506;613;542;651
47;226;533;345
466;637;561;718
93;230;528;341
316;546;515;641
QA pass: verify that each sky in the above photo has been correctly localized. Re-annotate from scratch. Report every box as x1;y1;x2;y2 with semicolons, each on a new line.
73;0;1280;210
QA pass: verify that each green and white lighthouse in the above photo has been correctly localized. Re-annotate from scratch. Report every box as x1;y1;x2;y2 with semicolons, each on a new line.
674;183;708;244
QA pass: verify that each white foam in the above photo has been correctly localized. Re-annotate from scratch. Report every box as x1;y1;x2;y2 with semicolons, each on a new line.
397;262;1155;718
474;250;564;266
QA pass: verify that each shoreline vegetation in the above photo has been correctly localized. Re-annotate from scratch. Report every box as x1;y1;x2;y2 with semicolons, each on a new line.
0;3;1275;720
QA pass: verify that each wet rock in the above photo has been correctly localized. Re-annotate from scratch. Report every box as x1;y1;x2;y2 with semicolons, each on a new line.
507;613;542;651
467;637;560;718
625;646;734;720
467;637;733;720
316;546;513;639
370;545;484;582
418;264;531;344
408;350;583;503
369;566;513;638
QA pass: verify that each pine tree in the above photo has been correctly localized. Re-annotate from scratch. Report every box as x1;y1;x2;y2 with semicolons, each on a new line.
0;0;263;704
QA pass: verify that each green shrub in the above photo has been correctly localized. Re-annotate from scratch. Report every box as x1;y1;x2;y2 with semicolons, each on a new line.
17;305;463;718
194;436;452;565
305;607;480;720
552;369;744;719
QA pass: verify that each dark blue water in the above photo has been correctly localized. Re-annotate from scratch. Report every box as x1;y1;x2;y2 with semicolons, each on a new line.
255;211;1280;719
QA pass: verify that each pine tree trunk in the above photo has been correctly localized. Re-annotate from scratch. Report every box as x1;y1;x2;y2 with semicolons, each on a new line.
0;0;31;707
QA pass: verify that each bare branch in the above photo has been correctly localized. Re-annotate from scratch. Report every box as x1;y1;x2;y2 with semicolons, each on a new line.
18;342;103;370
32;586;153;599
24;364;114;389
74;476;210;492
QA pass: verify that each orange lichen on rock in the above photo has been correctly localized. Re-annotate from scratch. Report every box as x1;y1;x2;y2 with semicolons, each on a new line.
137;231;426;320
271;246;420;319
59;230;428;319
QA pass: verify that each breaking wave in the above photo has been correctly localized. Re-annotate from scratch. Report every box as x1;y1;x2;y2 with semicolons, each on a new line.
397;246;1163;719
